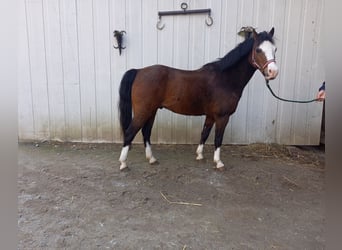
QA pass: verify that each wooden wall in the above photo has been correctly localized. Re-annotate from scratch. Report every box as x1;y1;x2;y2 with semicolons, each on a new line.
18;0;325;145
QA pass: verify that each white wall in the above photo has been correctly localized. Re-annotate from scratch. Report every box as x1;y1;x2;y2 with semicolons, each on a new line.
18;0;325;145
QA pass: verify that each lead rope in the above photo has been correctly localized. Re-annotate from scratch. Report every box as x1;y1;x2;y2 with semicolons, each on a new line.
265;80;321;103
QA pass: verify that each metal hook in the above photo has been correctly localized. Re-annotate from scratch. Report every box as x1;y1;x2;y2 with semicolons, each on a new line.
156;16;165;30
156;2;213;30
205;15;213;26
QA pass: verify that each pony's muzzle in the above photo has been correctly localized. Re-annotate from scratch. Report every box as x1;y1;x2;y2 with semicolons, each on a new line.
264;62;278;80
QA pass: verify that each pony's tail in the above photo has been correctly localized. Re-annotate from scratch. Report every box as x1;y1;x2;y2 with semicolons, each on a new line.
118;69;138;135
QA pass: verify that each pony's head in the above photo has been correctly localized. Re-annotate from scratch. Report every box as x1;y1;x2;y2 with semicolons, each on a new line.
241;27;279;80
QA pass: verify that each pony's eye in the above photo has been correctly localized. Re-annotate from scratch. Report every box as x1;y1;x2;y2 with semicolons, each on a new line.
256;48;262;53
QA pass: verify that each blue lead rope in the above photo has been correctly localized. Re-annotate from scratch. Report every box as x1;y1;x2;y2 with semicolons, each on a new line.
265;80;323;103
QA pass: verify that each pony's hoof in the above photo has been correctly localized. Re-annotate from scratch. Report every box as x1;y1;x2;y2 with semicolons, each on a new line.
196;154;204;160
119;162;128;171
149;157;159;165
213;161;225;171
120;166;130;172
214;166;226;171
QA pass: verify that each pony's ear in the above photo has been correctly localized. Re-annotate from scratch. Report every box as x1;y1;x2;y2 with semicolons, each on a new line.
269;27;275;37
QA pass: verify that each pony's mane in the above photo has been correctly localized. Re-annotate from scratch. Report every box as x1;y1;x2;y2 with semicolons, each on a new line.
204;31;274;71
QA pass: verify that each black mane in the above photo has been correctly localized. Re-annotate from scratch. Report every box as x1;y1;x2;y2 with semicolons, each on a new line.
204;31;274;72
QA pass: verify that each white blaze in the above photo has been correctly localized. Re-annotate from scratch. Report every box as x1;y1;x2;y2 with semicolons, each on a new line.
259;41;278;79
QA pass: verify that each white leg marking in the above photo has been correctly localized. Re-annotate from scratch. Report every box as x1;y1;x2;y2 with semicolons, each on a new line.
213;147;220;162
119;146;129;170
145;142;152;159
213;147;224;169
196;144;204;160
145;142;157;164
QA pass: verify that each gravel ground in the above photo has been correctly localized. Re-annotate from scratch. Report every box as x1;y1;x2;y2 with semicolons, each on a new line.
18;142;325;249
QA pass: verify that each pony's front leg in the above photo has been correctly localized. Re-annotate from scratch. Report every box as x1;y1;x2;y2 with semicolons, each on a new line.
213;116;229;170
196;116;214;160
213;147;225;169
196;144;204;160
145;142;157;164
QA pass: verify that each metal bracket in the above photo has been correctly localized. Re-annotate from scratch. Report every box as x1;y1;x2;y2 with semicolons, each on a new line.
113;30;126;56
156;2;213;30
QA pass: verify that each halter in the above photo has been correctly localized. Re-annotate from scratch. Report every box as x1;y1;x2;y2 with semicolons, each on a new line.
250;46;276;72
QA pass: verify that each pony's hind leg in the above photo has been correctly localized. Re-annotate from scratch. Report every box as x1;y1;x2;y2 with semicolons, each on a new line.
142;113;158;164
119;118;145;170
196;116;214;160
119;145;130;170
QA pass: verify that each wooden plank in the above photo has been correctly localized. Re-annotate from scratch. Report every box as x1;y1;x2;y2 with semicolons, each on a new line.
93;0;112;142
25;0;50;140
276;0;304;144
156;0;174;144
245;0;273;143
142;0;158;143
187;0;207;144
219;0;239;144
293;0;324;145
229;0;256;144
76;0;97;142
263;0;286;143
126;0;142;69
60;0;82;141
292;0;313;144
109;0;127;143
142;0;158;66
306;0;325;144
43;0;66;141
18;0;34;140
126;0;143;143
172;0;190;144
204;0;222;63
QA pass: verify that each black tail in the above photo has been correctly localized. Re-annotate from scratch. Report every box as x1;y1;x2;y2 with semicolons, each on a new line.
118;69;138;135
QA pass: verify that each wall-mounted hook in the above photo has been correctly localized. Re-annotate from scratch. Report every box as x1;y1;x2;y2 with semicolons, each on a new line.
156;2;213;30
205;14;213;26
156;16;165;30
113;30;126;55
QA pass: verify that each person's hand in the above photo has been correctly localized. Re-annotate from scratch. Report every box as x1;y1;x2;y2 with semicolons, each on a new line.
316;82;325;101
316;90;325;101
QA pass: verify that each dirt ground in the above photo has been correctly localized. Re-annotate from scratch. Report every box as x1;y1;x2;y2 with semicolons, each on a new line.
18;142;325;249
